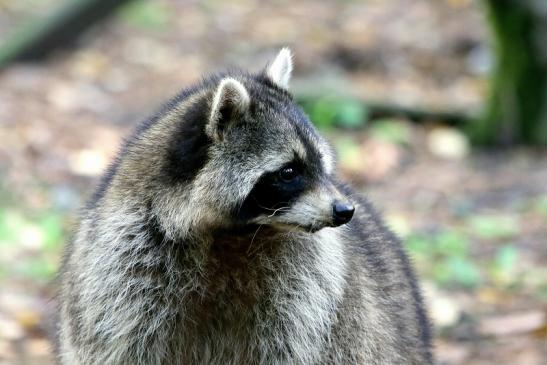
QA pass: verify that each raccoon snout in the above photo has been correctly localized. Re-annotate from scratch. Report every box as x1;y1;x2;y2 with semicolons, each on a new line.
332;201;355;226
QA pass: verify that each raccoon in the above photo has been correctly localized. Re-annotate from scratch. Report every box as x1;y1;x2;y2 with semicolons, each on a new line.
57;48;432;365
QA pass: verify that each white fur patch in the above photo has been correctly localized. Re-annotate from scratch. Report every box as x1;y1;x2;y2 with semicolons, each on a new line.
320;143;336;175
252;228;347;364
266;48;293;89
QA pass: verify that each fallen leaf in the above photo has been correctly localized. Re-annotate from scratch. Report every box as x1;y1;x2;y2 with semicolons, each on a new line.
0;315;24;340
68;149;108;177
478;310;547;337
427;127;469;160
25;338;51;357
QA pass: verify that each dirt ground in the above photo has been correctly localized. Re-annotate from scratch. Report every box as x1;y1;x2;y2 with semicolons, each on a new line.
0;0;546;364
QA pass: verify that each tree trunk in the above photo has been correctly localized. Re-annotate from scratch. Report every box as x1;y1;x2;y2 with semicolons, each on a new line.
0;0;135;69
470;0;547;145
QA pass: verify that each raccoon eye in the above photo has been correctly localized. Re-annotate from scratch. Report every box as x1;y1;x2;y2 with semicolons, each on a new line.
279;166;297;182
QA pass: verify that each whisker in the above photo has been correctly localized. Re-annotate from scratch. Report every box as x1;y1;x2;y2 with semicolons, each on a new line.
247;224;264;254
255;202;291;212
267;206;291;217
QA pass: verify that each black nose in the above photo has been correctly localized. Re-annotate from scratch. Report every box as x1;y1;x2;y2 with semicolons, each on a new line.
332;202;355;226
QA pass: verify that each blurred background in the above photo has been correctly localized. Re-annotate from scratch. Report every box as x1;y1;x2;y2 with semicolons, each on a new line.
0;0;546;364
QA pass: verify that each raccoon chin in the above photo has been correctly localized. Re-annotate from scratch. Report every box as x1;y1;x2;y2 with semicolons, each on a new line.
270;222;329;234
302;225;327;233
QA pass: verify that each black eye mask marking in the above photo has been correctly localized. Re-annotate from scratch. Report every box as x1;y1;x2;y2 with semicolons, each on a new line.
235;160;308;222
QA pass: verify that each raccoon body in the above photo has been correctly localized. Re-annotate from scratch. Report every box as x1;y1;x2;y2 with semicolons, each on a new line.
58;49;432;364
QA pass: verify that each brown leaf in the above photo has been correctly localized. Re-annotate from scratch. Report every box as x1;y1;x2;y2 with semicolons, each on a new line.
478;310;547;337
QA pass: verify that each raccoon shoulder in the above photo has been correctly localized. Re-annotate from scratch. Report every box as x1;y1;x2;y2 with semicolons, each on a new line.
338;184;433;362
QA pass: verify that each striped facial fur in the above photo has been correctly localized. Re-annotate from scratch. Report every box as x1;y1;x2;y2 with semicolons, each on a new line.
108;49;353;237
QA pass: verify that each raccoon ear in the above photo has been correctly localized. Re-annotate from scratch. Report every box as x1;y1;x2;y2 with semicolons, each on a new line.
207;77;250;141
266;47;293;89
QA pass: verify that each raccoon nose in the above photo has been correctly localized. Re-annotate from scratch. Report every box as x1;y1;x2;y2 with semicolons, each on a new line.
332;202;355;226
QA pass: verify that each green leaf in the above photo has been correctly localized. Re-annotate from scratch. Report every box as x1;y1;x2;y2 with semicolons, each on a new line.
534;195;547;217
435;230;468;257
336;100;368;129
405;234;431;256
39;214;63;251
432;261;453;285
302;97;368;130
405;229;480;288
370;119;411;145
0;211;27;245
468;214;519;240
16;256;57;280
118;0;170;29
446;256;481;287
488;244;519;287
308;99;337;130
494;245;518;272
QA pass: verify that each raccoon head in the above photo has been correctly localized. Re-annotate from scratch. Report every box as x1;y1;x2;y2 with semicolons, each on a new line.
119;49;355;237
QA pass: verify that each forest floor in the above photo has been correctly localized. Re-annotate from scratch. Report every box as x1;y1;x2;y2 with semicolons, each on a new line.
0;0;546;364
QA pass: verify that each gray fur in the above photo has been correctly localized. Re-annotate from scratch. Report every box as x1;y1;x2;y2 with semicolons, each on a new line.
57;49;432;364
